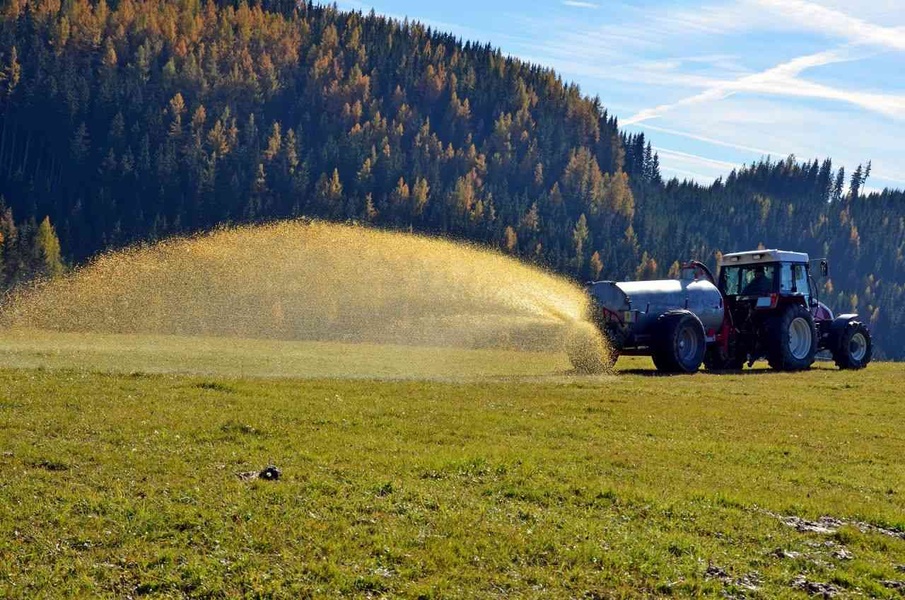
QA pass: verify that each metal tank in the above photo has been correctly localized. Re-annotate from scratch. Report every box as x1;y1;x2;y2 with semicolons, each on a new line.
587;277;725;347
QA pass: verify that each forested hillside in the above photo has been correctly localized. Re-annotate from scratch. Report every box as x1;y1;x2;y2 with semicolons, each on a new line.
0;0;902;358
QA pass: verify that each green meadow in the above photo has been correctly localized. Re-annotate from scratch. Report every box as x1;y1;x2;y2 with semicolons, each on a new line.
0;332;902;598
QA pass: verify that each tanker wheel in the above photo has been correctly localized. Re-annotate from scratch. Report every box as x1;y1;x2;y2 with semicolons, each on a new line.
651;311;706;374
832;321;872;370
766;304;817;371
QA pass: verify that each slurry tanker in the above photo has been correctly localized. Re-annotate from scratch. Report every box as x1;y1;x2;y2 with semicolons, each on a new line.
571;249;872;374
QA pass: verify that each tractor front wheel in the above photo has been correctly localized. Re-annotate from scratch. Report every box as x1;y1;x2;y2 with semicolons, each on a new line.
651;311;706;374
766;304;817;371
832;321;872;370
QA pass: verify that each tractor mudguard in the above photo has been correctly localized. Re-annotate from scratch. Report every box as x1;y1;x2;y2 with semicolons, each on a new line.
830;314;860;333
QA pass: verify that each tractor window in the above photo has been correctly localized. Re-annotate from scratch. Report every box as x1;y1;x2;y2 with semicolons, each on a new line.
720;264;777;296
780;264;794;293
722;267;742;296
794;263;810;304
780;263;810;301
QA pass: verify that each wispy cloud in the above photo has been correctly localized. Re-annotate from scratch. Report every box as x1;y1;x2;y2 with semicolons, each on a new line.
631;123;786;157
756;0;905;50
653;147;743;170
872;171;905;185
562;1;599;8
623;46;905;125
658;165;716;182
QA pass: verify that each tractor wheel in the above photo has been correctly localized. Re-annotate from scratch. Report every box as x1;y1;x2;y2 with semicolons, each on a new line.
832;321;872;370
651;311;705;374
766;304;817;371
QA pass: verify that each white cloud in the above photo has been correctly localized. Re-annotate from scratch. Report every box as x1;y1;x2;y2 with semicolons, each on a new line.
641;93;905;187
658;165;717;182
631;124;786;157
562;0;599;8
517;52;724;90
623;46;905;125
756;0;905;50
872;171;905;185
653;147;744;170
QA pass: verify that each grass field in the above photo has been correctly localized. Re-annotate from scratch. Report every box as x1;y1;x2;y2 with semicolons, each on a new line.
0;331;902;598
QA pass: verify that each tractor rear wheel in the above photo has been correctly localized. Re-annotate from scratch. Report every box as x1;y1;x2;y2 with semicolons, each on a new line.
832;321;872;370
766;304;817;371
651;311;705;374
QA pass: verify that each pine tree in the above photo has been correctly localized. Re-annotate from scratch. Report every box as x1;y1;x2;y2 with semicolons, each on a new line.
411;177;430;217
1;46;20;100
589;251;603;280
0;200;17;285
314;169;344;216
849;164;864;199
503;225;518;253
33;216;64;278
572;214;589;273
833;167;846;202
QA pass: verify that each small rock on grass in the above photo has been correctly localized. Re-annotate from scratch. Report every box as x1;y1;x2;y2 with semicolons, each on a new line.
735;573;761;591
704;564;760;593
882;580;905;592
791;575;840;598
705;565;730;582
784;516;844;535
832;548;853;561
237;465;282;481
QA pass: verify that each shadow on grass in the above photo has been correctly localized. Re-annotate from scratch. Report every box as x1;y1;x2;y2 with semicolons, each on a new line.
617;368;783;377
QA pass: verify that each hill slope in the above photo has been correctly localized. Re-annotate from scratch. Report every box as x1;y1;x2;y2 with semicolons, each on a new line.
0;0;902;357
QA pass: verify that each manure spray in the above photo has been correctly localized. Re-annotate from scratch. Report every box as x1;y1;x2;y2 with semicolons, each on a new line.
1;221;609;376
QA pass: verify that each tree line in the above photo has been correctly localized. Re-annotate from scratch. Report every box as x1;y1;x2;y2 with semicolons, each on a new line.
0;199;64;287
0;0;902;358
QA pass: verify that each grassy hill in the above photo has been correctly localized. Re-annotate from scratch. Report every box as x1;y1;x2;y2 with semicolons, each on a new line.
0;337;902;598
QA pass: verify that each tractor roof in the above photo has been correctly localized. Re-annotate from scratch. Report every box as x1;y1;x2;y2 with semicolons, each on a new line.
719;249;809;266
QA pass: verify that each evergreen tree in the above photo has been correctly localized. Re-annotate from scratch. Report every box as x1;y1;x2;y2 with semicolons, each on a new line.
32;216;64;278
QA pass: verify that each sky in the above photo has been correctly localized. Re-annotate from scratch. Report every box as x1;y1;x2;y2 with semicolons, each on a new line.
333;0;905;192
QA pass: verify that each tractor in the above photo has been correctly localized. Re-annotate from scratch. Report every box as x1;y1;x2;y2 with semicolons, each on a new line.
571;249;872;374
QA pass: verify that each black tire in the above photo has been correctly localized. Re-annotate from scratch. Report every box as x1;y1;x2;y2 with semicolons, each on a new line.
832;321;872;370
651;311;706;374
703;346;746;372
766;304;817;371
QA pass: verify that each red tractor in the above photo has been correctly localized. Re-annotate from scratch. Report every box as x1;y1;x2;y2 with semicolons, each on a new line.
573;249;872;374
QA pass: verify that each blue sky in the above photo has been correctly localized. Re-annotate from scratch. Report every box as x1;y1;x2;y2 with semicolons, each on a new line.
334;0;905;192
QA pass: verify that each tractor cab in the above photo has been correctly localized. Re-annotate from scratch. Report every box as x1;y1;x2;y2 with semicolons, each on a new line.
716;250;819;367
718;250;816;311
709;249;869;371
